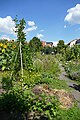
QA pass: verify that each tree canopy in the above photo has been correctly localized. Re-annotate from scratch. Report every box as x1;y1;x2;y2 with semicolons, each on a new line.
29;37;42;52
57;40;65;53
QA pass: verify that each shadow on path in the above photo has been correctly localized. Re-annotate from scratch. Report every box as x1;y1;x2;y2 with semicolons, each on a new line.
69;84;80;92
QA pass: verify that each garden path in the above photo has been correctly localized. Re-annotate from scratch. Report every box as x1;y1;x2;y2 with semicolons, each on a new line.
59;63;80;108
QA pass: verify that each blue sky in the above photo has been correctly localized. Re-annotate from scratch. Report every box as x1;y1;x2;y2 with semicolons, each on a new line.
0;0;80;45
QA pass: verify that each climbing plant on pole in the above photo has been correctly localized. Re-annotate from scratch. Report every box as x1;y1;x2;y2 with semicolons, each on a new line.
14;17;26;79
13;17;34;80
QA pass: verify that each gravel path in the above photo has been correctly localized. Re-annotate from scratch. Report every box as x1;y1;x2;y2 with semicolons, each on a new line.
59;63;80;108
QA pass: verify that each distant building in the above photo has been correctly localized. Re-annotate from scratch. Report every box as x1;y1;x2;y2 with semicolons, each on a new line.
46;42;53;47
41;41;53;47
41;41;46;47
68;38;80;47
75;39;80;45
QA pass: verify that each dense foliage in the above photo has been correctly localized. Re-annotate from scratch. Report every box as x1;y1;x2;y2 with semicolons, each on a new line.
29;37;42;53
0;40;17;71
57;40;65;53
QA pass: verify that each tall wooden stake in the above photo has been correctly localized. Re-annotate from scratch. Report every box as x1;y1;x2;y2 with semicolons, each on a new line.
20;41;23;78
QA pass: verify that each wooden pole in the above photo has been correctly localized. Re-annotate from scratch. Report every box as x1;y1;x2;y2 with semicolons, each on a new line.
20;41;23;77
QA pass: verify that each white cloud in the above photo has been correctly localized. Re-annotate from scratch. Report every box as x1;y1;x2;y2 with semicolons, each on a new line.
0;35;10;41
0;16;38;38
65;4;80;24
26;26;37;33
64;25;67;28
26;21;37;34
27;21;35;26
37;33;44;39
0;16;15;34
53;41;58;46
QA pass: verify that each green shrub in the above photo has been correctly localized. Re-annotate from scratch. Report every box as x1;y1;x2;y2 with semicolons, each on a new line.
27;93;60;120
64;61;80;83
2;76;12;91
69;71;80;81
33;54;60;75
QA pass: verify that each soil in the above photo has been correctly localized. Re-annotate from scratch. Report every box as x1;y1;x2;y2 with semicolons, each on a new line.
32;84;74;109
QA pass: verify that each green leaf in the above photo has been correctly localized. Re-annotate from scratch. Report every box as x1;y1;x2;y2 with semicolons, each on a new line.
2;49;5;53
2;66;6;71
2;59;6;64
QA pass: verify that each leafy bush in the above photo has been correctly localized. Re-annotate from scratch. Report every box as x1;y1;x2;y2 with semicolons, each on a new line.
33;58;43;72
69;71;80;81
28;93;59;120
2;76;12;91
64;61;80;82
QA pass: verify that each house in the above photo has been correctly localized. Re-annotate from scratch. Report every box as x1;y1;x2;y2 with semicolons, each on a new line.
41;41;46;47
41;41;53;47
75;39;80;45
68;38;80;47
46;42;53;47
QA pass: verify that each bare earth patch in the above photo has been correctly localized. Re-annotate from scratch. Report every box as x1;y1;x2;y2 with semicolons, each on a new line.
32;84;75;109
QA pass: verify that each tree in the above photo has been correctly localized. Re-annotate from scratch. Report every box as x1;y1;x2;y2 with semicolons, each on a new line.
71;45;80;61
42;46;53;54
52;46;57;55
29;37;42;52
57;40;65;53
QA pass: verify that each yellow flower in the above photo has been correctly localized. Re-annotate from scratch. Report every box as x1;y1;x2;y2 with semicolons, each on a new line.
0;43;3;47
6;40;8;43
3;44;7;48
13;45;16;48
11;40;14;42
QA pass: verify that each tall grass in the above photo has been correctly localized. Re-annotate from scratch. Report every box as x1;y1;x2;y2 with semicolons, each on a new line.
33;54;60;75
